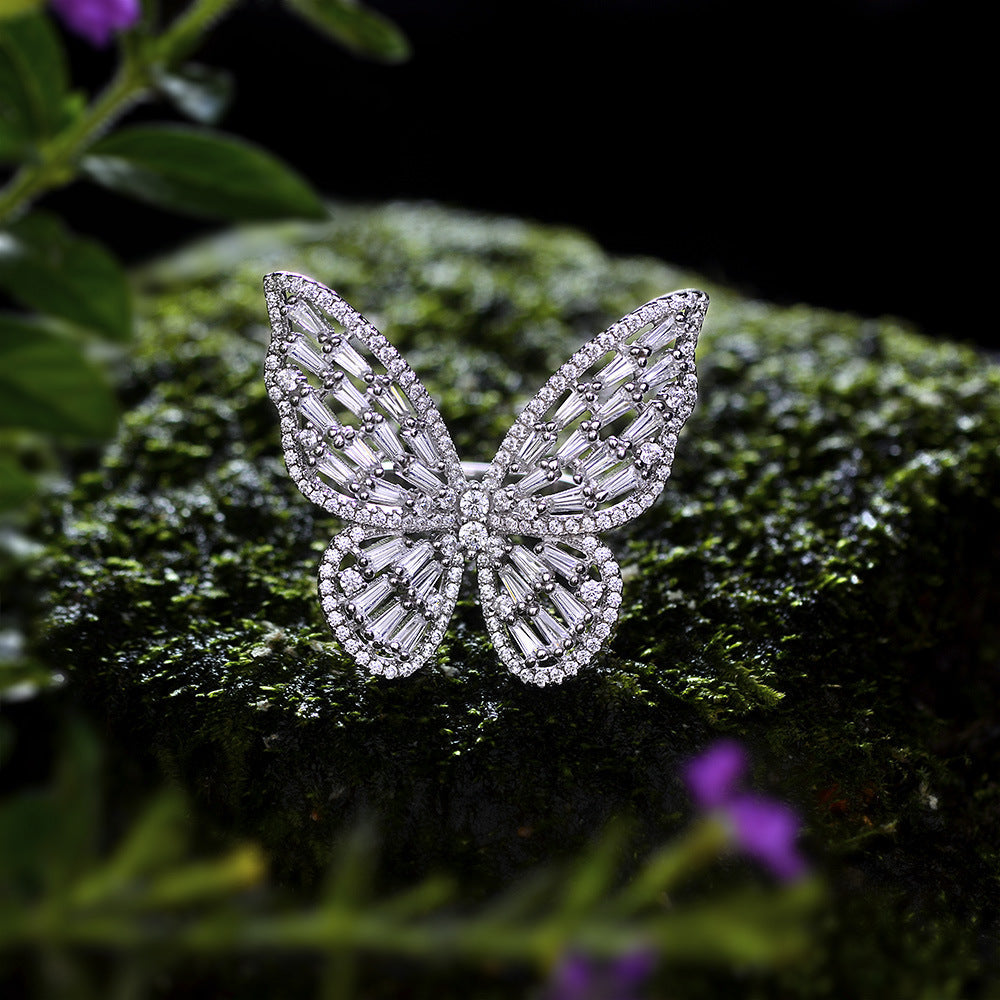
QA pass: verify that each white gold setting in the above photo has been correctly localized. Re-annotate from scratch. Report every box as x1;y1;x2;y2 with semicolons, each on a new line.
263;272;707;685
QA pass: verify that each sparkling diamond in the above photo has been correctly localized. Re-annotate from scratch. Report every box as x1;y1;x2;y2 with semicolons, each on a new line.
436;486;457;511
339;568;364;596
458;521;488;553
300;427;322;452
459;486;490;520
485;534;507;563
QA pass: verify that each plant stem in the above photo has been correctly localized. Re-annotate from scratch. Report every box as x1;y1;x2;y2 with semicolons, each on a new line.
0;59;146;225
0;0;239;226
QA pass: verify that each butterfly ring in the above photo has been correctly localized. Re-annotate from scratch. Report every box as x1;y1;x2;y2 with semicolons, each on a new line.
263;273;707;685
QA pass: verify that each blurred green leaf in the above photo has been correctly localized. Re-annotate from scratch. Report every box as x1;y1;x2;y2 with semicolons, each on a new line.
0;452;35;510
0;790;61;900
0;0;46;21
70;792;191;909
607;816;729;916
285;0;410;63
153;63;234;126
140;844;266;908
0;723;821;977
0;315;119;437
0;212;133;341
50;716;103;892
0;11;69;162
555;822;629;919
649;880;824;965
0;717;101;907
81;125;327;221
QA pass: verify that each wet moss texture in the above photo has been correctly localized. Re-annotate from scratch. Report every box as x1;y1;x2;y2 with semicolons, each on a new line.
33;203;1000;995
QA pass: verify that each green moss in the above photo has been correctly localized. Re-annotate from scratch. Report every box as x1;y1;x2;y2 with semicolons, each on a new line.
30;203;1000;996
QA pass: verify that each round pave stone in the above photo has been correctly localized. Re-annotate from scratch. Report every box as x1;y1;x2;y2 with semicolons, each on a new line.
299;427;322;452
458;520;489;553
579;579;604;606
459;485;490;521
638;441;664;466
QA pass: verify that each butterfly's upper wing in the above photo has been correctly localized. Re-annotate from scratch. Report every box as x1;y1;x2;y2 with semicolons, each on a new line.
476;291;707;684
481;291;706;532
263;272;466;677
263;272;465;531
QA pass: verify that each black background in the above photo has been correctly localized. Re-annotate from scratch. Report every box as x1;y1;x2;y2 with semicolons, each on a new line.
49;0;990;348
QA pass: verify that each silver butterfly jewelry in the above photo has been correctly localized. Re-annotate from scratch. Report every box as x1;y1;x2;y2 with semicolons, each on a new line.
263;272;707;685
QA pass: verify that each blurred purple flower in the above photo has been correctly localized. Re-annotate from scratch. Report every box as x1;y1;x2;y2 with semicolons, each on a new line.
682;738;748;808
683;741;808;882
51;0;140;47
544;951;655;1000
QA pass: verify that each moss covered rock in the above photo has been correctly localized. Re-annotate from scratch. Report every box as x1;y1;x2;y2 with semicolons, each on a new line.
32;203;1000;995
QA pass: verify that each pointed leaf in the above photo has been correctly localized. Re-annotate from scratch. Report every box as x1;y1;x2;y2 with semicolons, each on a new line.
139;844;266;908
0;11;69;161
0;212;133;340
285;0;410;63
82;125;327;221
153;63;234;125
0;315;119;437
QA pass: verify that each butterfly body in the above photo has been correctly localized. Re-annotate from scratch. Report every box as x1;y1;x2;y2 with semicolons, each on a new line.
263;272;707;685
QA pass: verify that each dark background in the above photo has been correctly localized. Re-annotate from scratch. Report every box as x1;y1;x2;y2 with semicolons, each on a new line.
51;0;989;348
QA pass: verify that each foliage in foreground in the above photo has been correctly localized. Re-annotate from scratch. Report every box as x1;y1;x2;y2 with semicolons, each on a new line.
0;0;408;508
0;719;819;999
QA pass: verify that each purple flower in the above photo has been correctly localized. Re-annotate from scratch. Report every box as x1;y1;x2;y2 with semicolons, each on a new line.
544;952;655;1000
683;741;808;882
725;794;808;882
51;0;140;47
682;738;748;808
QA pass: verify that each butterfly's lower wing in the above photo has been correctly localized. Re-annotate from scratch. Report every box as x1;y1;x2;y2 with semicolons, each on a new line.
479;291;707;682
263;272;466;532
482;290;706;536
476;533;623;684
319;525;464;678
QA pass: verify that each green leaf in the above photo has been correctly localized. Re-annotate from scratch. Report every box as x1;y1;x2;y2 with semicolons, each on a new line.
285;0;410;63
153;63;234;126
0;12;69;162
0;314;119;437
0;212;133;341
0;453;35;510
0;0;46;21
69;792;191;908
81;125;327;222
0;790;61;900
138;844;266;908
49;717;103;892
